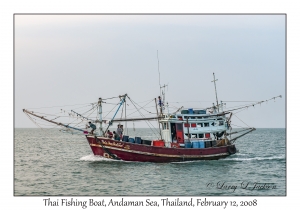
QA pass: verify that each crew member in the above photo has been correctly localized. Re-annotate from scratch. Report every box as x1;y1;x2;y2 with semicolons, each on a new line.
107;130;113;139
113;131;120;140
88;122;96;134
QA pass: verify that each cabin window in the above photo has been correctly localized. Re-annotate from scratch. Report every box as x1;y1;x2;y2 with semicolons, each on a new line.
191;123;196;127
197;123;203;127
204;123;209;127
198;134;204;138
219;121;224;126
197;117;202;119
191;116;195;119
192;134;197;138
184;123;190;127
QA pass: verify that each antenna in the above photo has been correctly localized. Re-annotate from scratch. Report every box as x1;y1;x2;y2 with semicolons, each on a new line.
157;50;161;88
211;72;219;112
156;51;169;114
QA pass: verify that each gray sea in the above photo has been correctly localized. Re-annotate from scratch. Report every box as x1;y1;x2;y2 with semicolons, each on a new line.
14;128;286;196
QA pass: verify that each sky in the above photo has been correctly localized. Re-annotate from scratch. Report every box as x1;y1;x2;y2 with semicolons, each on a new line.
15;14;285;128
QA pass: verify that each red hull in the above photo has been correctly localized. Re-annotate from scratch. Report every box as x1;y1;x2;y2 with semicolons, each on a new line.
86;136;236;163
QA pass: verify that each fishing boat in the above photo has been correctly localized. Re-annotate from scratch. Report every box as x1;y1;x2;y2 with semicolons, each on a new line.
23;73;281;163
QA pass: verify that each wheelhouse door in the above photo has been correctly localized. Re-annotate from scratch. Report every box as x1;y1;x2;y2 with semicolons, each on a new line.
175;123;184;143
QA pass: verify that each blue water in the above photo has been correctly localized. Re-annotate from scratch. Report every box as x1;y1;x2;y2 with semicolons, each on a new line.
14;128;286;196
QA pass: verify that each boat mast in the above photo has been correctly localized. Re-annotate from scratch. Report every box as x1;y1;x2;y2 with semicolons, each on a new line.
155;97;163;139
104;94;127;134
211;72;219;112
98;97;104;136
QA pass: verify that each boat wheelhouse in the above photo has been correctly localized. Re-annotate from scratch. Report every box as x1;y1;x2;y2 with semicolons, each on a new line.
159;107;228;148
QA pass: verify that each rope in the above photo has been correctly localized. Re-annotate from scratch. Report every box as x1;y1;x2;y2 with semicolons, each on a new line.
103;103;119;119
127;96;160;138
225;95;282;112
233;114;251;128
25;113;44;129
27;102;97;110
102;96;120;100
126;99;156;117
230;123;247;128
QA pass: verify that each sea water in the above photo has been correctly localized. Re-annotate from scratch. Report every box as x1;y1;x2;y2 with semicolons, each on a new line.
14;128;286;196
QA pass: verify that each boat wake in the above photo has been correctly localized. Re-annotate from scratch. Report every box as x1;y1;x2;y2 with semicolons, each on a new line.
79;154;117;162
226;155;285;162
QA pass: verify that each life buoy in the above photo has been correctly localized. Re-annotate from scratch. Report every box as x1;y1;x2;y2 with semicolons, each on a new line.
103;153;111;158
228;146;236;155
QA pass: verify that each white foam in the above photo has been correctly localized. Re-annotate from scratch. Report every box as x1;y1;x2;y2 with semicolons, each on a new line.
79;154;117;162
228;155;285;161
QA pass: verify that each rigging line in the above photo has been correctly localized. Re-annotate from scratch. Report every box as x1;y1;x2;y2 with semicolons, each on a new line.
25;113;43;129
50;116;60;121
168;101;212;103
59;104;96;115
79;105;98;121
27;102;97;110
224;103;257;112
127;97;160;138
230;123;248;128
102;96;120;100
126;109;156;118
125;100;127;135
128;98;158;132
68;103;97;111
49;123;63;130
67;105;98;128
233;114;251;128
225;95;282;112
224;102;258;110
103;102;119;105
100;104;156;112
128;99;155;116
168;104;180;109
103;102;119;119
135;98;156;104
232;107;248;115
25;111;60;117
222;101;260;102
31;122;71;127
103;99;155;105
120;105;156;111
125;113;158;117
72;105;96;119
27;114;64;130
125;99;156;117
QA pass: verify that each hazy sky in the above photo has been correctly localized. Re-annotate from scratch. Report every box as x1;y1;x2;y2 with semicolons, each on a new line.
15;14;285;128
